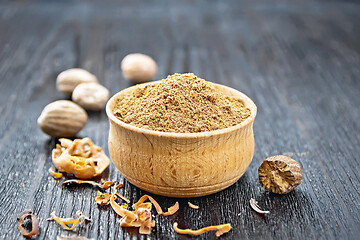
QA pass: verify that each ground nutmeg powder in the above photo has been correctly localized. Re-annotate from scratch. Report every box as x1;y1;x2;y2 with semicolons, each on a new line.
113;73;251;133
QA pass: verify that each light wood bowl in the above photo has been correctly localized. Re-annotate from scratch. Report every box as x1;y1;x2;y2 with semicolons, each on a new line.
106;81;257;198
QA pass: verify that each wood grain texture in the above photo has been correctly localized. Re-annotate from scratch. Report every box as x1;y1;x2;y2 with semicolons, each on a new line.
0;0;359;239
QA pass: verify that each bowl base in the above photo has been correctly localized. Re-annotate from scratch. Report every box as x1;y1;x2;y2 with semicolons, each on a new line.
121;171;245;198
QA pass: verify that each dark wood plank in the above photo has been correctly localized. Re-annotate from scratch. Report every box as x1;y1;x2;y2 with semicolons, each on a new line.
0;0;359;239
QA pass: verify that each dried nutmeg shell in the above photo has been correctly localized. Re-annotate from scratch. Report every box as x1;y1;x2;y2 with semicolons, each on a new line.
17;209;40;237
258;155;302;194
52;138;109;179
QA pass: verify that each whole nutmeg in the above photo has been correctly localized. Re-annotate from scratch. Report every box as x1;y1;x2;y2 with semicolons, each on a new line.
72;82;110;111
258;155;303;194
56;68;98;94
37;100;88;138
121;53;157;83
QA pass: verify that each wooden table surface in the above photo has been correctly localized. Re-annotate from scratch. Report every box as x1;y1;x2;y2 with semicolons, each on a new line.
1;0;359;239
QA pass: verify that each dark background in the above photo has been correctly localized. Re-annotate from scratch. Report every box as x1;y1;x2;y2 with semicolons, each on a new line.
0;0;359;239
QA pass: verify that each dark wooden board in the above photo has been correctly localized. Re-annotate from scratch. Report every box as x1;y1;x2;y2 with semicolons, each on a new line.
0;0;359;239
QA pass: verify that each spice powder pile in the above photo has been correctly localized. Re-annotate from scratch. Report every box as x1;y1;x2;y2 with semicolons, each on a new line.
113;73;251;133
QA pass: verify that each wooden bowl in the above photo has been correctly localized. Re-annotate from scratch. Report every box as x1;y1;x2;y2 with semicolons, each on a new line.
106;81;257;198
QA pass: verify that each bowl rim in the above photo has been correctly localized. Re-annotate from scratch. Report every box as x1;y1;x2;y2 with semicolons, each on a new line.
106;81;257;138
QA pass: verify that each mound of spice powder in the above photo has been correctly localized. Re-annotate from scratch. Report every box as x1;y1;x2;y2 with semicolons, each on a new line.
113;73;251;133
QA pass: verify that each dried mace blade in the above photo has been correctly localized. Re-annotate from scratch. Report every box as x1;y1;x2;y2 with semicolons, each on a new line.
258;155;303;194
132;195;179;216
110;189;154;234
173;222;232;237
249;198;269;214
96;191;111;205
18;210;40;237
47;211;89;231
188;202;199;209
52;138;110;179
63;179;116;190
49;167;63;179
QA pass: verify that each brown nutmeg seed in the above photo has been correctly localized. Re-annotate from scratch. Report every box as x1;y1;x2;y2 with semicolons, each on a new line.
258;155;303;194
